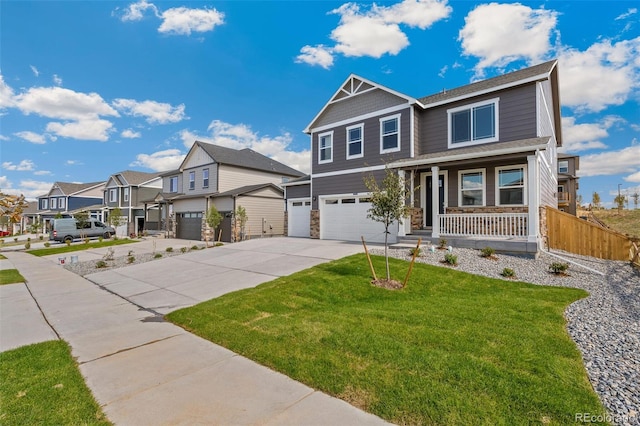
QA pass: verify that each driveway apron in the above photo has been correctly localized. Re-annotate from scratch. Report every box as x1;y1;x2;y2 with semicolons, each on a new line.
3;239;389;425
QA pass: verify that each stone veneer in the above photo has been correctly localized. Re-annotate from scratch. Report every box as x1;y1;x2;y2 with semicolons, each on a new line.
310;210;320;239
283;211;288;237
410;207;423;231
539;206;548;249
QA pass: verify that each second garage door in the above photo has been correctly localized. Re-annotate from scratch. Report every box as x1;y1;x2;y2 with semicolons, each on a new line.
320;196;396;244
288;199;311;238
176;212;202;240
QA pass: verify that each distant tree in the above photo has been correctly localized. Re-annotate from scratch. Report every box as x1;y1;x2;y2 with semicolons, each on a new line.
576;194;583;209
205;205;222;246
364;167;411;281
614;194;626;212
108;207;123;236
0;192;29;227
632;192;639;210
592;192;601;210
74;210;90;239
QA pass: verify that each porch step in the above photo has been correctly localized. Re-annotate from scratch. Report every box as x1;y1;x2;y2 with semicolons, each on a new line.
395;234;538;255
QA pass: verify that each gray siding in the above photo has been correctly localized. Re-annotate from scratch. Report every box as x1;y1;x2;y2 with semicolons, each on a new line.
313;89;408;129
312;107;412;175
539;157;556;208
312;169;386;210
182;164;218;195
420;84;537;154
538;80;555;139
286;184;310;199
162;174;183;194
137;186;160;205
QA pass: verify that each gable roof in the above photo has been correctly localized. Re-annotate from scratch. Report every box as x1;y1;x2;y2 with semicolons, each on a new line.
192;141;304;177
214;183;283;198
47;181;105;197
110;170;162;186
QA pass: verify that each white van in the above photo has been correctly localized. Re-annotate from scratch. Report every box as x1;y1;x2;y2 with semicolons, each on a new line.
49;218;116;243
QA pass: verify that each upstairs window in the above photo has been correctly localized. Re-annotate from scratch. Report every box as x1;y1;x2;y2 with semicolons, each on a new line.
41;199;48;209
109;189;117;202
558;160;569;174
58;197;65;209
123;187;129;202
50;197;57;209
203;168;209;188
448;99;499;148
189;171;195;190
380;114;400;153
169;176;178;193
496;165;526;206
346;124;364;159
318;131;333;164
459;169;485;206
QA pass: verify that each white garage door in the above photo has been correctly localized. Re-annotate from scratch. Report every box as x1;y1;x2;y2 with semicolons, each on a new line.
288;199;311;238
320;196;396;244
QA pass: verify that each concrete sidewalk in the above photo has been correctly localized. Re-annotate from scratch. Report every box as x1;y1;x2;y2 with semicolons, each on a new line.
1;239;389;425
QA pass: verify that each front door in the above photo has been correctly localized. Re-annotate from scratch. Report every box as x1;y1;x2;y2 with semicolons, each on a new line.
425;174;445;227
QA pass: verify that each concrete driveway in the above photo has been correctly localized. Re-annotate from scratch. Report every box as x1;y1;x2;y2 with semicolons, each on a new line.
84;237;365;314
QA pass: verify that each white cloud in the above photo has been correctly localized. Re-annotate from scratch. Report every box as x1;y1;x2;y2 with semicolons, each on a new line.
46;119;113;142
2;160;35;171
8;179;54;200
53;74;63;86
0;135;9;141
578;145;640;178
113;98;186;124
158;7;224;35
14;131;47;144
559;116;618;153
121;129;142;138
179;120;311;174
120;0;159;22
0;176;11;190
0;74;16;109
14;86;118;121
30;65;39;77
459;3;557;74
558;37;640;113
624;170;640;183
615;8;637;20
130;148;185;171
299;0;451;68
34;170;52;176
296;45;335;69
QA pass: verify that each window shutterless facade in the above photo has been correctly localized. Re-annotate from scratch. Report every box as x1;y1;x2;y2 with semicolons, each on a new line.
346;124;364;159
58;197;65;209
380;114;400;153
318;131;333;164
41;199;48;209
558;160;568;174
448;98;499;148
50;197;57;209
124;187;129;202
189;171;195;190
459;169;486;206
203;168;209;188
169;176;178;193
109;189;117;202
496;165;526;206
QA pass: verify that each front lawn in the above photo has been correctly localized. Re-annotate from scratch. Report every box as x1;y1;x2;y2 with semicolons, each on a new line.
27;238;137;257
0;340;111;425
167;254;606;425
0;269;26;285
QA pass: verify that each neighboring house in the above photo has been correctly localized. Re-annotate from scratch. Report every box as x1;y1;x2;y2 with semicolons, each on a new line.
557;154;580;215
20;201;39;234
36;181;106;230
286;59;567;254
149;141;304;241
103;170;163;235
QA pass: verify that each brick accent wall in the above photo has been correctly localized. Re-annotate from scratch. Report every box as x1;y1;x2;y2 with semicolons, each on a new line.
310;210;320;239
283;211;288;237
410;207;423;230
446;206;528;214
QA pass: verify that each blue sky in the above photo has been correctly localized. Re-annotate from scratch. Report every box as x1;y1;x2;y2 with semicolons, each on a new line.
1;0;639;207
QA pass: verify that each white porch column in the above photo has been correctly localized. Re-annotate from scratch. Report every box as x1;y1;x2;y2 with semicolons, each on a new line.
398;169;406;237
527;154;539;243
431;165;440;238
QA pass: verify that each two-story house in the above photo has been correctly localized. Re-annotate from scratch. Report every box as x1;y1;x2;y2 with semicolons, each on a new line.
103;170;163;235
36;181;106;230
557;153;580;215
150;141;304;241
286;59;569;254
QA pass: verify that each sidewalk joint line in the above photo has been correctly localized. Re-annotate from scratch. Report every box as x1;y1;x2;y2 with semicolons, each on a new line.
80;333;183;364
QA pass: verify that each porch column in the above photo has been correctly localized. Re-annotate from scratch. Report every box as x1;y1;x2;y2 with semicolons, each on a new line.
406;170;415;235
397;169;406;237
431;165;440;238
527;154;539;243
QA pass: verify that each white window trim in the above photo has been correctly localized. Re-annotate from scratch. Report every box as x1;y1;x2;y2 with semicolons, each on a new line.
495;164;527;206
123;187;129;202
380;113;401;154
203;168;209;188
169;176;178;193
189;171;195;190
109;189;117;203
318;131;333;164
59;197;65;209
558;160;569;174
346;123;364;160
458;168;486;207
41;199;48;209
447;98;500;149
50;197;57;209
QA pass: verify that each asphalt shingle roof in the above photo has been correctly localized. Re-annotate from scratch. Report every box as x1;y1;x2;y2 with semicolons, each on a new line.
53;181;105;196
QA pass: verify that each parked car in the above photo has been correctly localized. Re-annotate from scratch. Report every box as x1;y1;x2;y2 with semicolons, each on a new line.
0;230;10;237
49;218;115;243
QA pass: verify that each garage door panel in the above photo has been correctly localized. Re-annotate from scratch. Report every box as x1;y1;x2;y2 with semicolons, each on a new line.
321;197;396;244
288;199;311;238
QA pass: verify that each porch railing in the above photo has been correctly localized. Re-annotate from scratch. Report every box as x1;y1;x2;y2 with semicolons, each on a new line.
439;213;528;238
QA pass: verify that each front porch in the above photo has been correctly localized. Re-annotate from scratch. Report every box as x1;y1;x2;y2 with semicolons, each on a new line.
396;229;537;255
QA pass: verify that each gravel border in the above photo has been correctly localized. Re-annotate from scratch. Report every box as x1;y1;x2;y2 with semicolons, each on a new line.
370;246;640;425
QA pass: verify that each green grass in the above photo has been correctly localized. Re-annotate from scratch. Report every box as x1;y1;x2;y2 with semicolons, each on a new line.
0;269;26;285
167;254;607;425
27;238;137;257
0;340;111;425
0;254;7;259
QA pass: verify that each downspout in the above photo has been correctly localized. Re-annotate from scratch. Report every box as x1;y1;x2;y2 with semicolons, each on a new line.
539;245;605;276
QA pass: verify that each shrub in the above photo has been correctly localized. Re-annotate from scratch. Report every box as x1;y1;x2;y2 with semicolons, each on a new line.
180;247;188;253
409;247;422;257
27;237;31;242
127;256;135;264
549;262;569;275
84;238;90;244
166;247;173;253
65;240;72;247
14;238;18;242
98;236;103;243
438;238;447;249
444;253;458;266
95;260;107;268
215;242;224;247
481;246;496;258
103;248;115;261
24;242;31;250
154;253;163;259
39;235;44;240
44;242;50;248
113;236;119;240
191;245;199;250
501;268;516;278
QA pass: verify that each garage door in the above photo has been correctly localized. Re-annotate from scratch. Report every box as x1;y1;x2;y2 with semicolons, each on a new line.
320;196;396;244
288;199;311;238
176;212;202;240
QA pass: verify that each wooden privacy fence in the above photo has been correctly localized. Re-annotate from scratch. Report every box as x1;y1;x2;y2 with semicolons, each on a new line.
545;207;631;261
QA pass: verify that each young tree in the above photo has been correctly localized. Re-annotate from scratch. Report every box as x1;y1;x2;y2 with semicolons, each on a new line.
0;192;29;231
234;205;248;242
206;205;222;246
614;194;626;212
363;167;411;281
74;210;90;240
592;192;601;210
632;192;639;210
108;207;123;237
